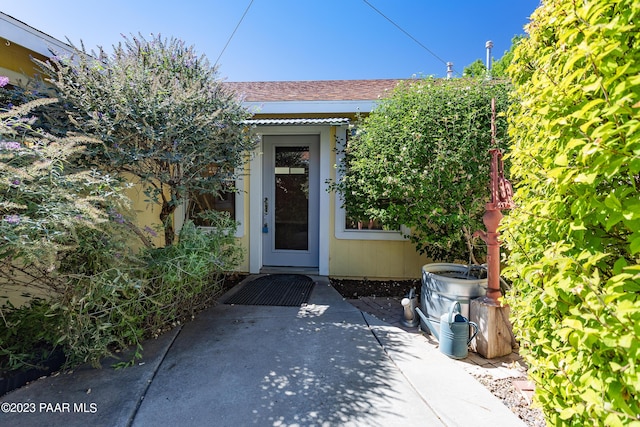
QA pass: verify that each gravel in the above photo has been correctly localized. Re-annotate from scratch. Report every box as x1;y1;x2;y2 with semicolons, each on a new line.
471;374;546;427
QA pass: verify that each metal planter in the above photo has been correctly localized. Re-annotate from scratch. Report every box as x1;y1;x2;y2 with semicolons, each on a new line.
420;263;487;337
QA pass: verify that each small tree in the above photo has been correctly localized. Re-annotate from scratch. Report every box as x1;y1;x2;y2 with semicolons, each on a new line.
331;78;511;263
37;34;257;246
503;0;640;425
462;59;487;78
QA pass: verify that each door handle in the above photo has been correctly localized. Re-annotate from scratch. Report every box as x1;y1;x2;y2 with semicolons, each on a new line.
264;197;269;215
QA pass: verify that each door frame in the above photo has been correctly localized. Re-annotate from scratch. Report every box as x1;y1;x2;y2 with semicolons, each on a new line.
249;126;331;275
262;135;319;267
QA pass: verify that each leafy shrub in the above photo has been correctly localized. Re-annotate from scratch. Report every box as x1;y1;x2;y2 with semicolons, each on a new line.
143;212;243;332
0;93;134;281
0;85;146;369
50;266;151;368
502;1;640;425
0;298;61;372
331;78;511;262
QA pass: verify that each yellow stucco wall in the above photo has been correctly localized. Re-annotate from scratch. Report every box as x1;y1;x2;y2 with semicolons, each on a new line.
122;175;166;249
235;164;251;272
0;40;48;86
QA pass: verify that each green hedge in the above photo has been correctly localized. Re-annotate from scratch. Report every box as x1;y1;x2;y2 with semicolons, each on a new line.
502;1;640;426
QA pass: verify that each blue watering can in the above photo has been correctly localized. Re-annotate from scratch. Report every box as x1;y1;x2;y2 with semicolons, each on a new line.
436;301;478;359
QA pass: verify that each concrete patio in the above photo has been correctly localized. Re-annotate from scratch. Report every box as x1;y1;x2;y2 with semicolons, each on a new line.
0;276;526;426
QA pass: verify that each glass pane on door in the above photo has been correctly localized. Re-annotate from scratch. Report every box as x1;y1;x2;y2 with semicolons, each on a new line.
274;146;309;250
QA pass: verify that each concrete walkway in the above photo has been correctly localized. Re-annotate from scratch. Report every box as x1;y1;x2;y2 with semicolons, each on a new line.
0;276;525;426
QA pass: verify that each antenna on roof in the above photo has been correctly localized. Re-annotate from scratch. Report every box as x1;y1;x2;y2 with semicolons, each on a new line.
485;40;493;79
446;62;454;79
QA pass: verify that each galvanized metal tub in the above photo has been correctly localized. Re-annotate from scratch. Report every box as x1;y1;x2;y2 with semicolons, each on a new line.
420;263;487;336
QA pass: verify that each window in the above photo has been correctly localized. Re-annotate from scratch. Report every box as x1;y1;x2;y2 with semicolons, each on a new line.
334;127;407;240
188;190;236;227
180;164;244;237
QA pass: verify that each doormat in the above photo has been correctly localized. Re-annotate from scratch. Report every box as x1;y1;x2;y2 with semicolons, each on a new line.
224;274;315;307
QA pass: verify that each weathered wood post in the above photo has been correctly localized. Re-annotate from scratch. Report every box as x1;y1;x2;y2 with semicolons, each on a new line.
470;99;515;359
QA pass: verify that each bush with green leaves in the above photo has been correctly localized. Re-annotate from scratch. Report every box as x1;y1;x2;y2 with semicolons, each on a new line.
2;212;243;370
142;212;243;332
36;34;257;246
502;1;640;425
0;298;61;373
331;78;511;263
0;84;144;370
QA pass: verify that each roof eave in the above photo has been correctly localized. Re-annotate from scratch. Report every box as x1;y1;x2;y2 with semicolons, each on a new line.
243;100;380;115
244;117;350;126
0;12;75;58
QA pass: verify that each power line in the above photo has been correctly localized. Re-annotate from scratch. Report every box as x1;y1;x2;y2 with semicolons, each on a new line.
362;0;460;76
214;0;255;68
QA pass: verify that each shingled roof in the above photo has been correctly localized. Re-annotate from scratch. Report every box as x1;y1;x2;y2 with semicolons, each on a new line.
223;79;405;102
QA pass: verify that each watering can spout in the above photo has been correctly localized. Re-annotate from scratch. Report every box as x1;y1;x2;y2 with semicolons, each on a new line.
414;306;439;340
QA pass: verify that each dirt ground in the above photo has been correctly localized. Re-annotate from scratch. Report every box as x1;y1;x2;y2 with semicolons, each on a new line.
328;277;420;298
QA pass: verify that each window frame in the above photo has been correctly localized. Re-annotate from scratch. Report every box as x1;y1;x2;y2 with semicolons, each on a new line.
176;173;245;238
333;126;409;241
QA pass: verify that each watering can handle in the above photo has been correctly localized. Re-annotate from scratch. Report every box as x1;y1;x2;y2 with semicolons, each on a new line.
448;301;461;325
468;321;479;344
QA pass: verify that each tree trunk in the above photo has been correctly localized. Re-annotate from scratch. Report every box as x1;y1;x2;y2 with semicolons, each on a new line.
160;201;176;247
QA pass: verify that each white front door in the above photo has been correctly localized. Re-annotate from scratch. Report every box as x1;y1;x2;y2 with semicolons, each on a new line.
262;135;319;267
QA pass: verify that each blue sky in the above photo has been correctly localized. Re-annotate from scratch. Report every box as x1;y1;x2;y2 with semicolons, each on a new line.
3;1;540;81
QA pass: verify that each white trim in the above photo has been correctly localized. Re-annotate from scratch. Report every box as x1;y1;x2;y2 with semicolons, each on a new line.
333;126;409;242
243;100;379;115
0;12;74;57
249;149;262;274
245;118;349;126
318;128;331;276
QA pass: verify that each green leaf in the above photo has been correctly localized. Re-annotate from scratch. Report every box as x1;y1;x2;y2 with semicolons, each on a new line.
559;406;577;420
604;193;622;210
574;172;598;184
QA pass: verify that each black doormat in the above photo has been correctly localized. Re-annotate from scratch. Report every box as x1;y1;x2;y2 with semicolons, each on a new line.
224;274;315;307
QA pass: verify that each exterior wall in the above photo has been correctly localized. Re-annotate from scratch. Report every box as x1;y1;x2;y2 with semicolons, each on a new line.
122;174;166;249
327;126;426;279
235;164;251;272
328;238;426;279
0;42;48;85
234;122;426;279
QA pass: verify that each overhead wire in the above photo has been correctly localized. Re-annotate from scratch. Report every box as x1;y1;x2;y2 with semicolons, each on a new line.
362;0;461;77
214;0;255;68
